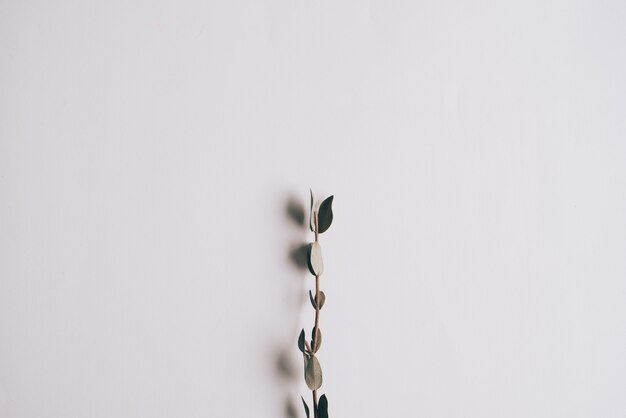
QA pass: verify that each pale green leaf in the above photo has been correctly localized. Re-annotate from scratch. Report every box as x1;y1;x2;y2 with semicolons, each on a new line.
308;242;323;276
309;189;315;232
303;354;323;390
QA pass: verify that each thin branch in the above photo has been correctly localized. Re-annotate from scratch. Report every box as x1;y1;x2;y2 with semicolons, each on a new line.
312;211;321;418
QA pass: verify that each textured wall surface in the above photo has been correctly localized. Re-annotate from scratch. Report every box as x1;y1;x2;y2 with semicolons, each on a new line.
1;1;626;417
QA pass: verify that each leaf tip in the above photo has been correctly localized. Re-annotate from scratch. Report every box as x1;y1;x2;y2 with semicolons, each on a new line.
317;195;334;233
301;396;310;418
318;394;329;418
298;329;305;353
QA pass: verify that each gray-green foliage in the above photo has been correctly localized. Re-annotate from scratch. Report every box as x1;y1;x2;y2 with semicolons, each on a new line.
309;189;316;232
298;329;305;353
303;354;323;390
308;290;325;310
318;395;329;418
301;396;310;418
311;327;322;353
299;189;334;418
308;242;324;276
317;196;334;233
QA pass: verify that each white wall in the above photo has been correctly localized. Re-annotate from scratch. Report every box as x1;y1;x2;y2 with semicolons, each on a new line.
1;1;626;417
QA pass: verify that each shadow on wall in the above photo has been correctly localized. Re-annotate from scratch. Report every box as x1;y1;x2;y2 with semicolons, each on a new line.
273;194;310;418
286;194;309;275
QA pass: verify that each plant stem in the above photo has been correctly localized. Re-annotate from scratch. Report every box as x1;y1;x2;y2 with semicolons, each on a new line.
312;211;321;418
314;211;319;242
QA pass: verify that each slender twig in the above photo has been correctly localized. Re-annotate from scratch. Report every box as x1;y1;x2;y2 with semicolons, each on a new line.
300;191;334;418
312;211;321;418
313;211;321;343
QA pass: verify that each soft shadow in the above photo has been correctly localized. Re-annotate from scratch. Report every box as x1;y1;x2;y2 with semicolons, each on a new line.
276;349;296;380
276;349;298;418
285;396;298;418
273;194;309;418
286;197;305;226
289;243;309;271
286;193;309;272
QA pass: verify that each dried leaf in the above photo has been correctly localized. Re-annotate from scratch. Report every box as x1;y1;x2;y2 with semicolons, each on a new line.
298;329;305;353
308;242;324;276
308;290;326;310
317;196;334;233
301;396;310;418
317;394;328;418
303;354;323;390
311;327;322;353
309;189;316;232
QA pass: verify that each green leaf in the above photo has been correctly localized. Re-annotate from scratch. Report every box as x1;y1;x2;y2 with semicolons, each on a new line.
309;189;316;232
298;329;305;353
308;290;326;310
317;394;328;418
303;354;323;390
308;242;324;276
311;327;322;353
317;196;334;233
301;396;310;418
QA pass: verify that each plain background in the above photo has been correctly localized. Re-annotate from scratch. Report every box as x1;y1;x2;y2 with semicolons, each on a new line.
1;0;626;417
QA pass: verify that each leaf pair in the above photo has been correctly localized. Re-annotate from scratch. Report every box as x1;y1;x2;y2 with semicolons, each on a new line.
297;328;322;354
308;290;326;310
301;394;329;418
311;327;322;353
310;190;334;234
